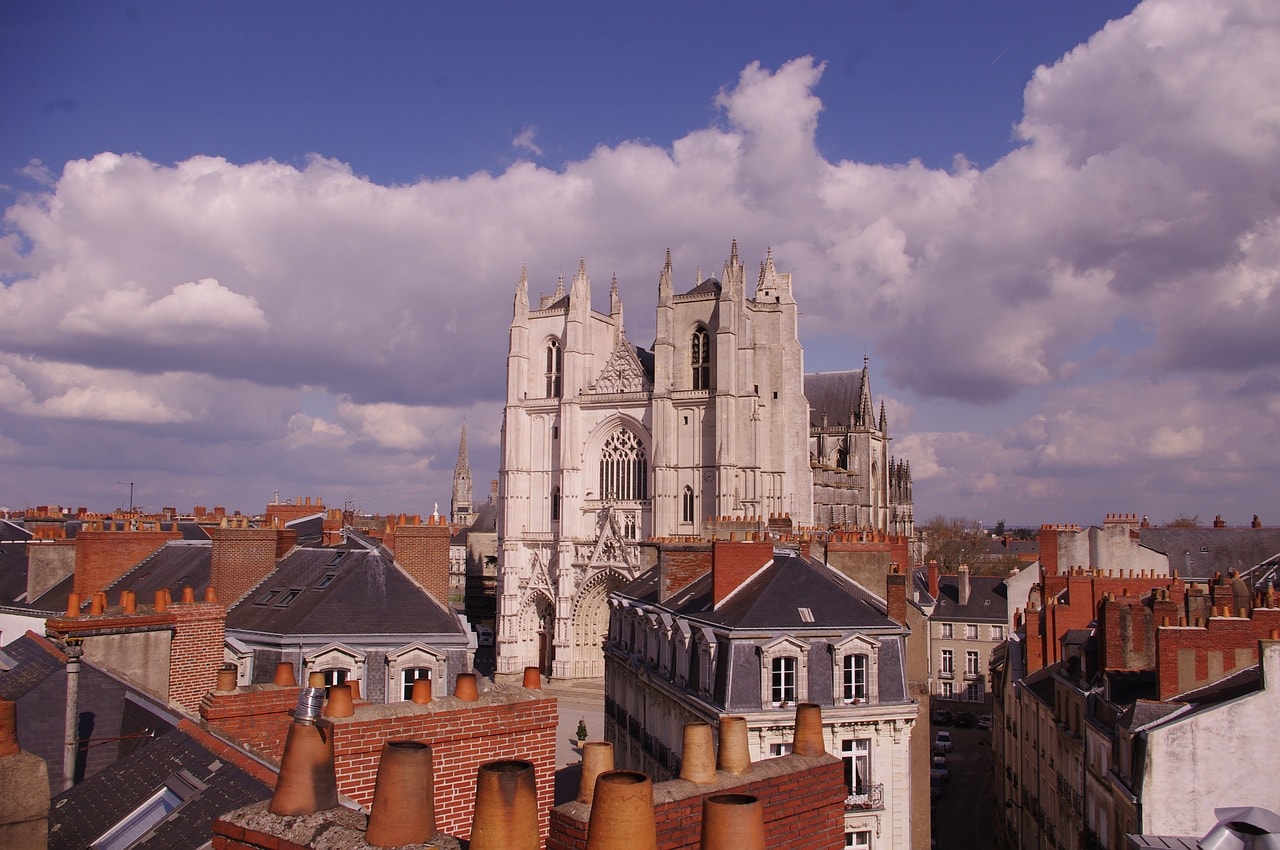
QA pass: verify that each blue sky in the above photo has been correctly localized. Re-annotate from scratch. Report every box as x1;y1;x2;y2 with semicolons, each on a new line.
2;0;1277;529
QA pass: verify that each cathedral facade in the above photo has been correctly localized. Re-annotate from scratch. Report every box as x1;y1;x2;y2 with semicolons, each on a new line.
495;243;911;678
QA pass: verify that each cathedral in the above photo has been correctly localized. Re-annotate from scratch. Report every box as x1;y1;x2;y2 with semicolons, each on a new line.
493;242;912;678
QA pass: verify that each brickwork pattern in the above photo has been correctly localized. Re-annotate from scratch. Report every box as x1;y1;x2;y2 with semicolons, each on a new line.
1156;606;1280;699
547;754;846;850
325;696;557;842
391;520;452;607
710;541;774;605
210;528;291;606
200;686;300;762
658;546;711;602
73;529;181;596
170;601;227;713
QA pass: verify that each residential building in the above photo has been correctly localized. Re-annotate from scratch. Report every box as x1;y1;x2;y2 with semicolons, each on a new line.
603;539;920;849
914;562;1008;708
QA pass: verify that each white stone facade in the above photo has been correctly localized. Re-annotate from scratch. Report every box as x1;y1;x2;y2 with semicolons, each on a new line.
496;244;813;678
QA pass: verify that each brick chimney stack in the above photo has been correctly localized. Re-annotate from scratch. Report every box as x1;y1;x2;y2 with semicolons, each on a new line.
392;514;451;607
1024;596;1044;673
885;563;907;624
958;564;971;606
927;560;940;599
211;526;295;605
711;541;774;607
73;527;182;597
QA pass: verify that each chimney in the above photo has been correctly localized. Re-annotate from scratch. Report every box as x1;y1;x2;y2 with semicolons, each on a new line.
1214;514;1226;528
658;543;712;602
959;564;971;606
927;560;940;599
1024;601;1044;673
391;515;451;607
1253;514;1262;529
0;698;50;848
886;563;907;624
711;541;774;607
210;526;294;605
73;527;181;597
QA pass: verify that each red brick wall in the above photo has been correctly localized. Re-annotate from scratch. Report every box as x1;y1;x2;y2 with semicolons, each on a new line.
711;541;774;606
201;686;300;762
658;545;711;602
210;528;292;606
1156;607;1280;699
73;529;182;596
825;532;911;572
886;565;907;624
326;696;557;842
547;753;846;850
390;518;452;606
168;601;227;713
265;498;324;527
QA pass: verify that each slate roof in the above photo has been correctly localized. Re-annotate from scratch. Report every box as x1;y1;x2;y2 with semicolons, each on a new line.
285;513;325;547
919;571;1008;623
48;718;271;850
104;543;213;602
682;277;722;296
0;544;30;606
227;547;464;637
620;552;899;632
0;520;32;541
0;632;63;700
1136;527;1280;581
804;370;866;430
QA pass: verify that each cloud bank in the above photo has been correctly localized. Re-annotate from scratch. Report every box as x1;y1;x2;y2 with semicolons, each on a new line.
2;0;1277;523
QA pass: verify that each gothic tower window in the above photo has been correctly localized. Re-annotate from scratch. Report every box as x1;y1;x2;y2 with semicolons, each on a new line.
682;485;695;523
545;339;562;398
599;428;647;501
550;486;561;522
691;326;711;390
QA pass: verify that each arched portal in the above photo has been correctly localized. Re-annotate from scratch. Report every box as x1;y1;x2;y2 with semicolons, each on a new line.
516;590;556;676
567;569;626;678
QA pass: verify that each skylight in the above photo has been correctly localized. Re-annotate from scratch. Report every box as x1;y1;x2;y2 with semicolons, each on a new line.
798;607;814;623
275;588;303;607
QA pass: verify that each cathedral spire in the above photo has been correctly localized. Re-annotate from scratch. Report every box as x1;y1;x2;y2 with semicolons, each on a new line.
658;248;673;304
513;265;529;321
879;399;887;433
451;421;473;525
610;273;624;333
554;273;566;300
858;355;874;426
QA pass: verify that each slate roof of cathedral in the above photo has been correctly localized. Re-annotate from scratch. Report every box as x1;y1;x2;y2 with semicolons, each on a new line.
619;552;901;632
226;547;465;638
804;370;867;429
684;277;722;296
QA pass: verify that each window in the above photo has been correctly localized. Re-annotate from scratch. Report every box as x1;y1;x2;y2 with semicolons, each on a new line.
255;589;281;605
315;573;337;590
964;682;983;702
940;649;954;677
320;668;347;694
682;485;695;523
940;623;954;639
770;656;796;706
846;831;871;850
992;625;1005;641
965;624;979;640
966;651;980;677
691;326;711;390
401;668;431;700
769;743;792;757
545;339;562;398
842;654;868;703
940;681;954;699
92;787;184;850
275;588;302;607
842;738;871;796
550;486;561;522
599;428;647;500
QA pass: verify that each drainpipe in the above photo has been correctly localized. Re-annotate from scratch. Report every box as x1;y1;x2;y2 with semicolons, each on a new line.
63;641;83;791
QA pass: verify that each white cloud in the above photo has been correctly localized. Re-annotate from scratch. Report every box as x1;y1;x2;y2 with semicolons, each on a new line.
1;0;1278;520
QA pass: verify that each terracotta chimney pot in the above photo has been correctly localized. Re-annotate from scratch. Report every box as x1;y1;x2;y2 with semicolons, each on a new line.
679;722;717;784
204;586;218;603
306;671;325;688
586;770;657;850
454;672;480;701
717;716;751;775
347;679;361;701
122;590;136;614
366;741;438;847
791;703;826;756
469;760;539;850
273;662;297;687
522;666;542;690
411;678;433;704
577;741;614;805
323;684;354;718
89;592;106;615
64;592;81;618
700;793;766;850
269;717;339;816
216;666;239;692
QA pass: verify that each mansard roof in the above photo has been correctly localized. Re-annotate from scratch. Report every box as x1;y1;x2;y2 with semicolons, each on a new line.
620;552;900;632
226;547;465;638
1136;527;1280;582
804;370;866;429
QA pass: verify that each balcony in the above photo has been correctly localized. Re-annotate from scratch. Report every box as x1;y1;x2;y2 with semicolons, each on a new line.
845;784;884;811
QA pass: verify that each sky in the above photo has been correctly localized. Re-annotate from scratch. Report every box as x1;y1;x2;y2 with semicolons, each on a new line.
2;0;1278;528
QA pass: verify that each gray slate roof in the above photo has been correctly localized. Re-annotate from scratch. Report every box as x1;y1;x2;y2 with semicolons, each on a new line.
104;543;214;602
804;370;867;430
227;548;464;638
621;552;899;632
913;569;1009;623
1137;527;1280;582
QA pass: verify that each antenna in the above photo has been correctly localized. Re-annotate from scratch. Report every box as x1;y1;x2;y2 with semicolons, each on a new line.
117;481;135;512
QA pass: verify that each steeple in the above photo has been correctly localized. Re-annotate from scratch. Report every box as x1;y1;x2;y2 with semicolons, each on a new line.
513;265;529;322
879;399;887;433
658;248;673;304
554;273;566;300
609;273;624;332
858;355;874;427
451;422;473;525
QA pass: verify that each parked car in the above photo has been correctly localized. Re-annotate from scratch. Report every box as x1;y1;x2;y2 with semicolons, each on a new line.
977;713;993;730
954;711;976;728
931;757;950;783
931;709;953;726
930;771;946;800
934;730;953;753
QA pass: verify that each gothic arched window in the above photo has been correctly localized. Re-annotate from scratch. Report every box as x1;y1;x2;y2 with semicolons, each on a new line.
598;428;647;501
545;339;562;398
691;326;711;390
550;486;561;522
682;485;695;523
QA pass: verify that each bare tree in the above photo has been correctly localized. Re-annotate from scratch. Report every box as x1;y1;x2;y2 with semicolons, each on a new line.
921;516;988;573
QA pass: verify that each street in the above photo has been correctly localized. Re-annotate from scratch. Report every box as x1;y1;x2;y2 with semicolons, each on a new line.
931;724;996;850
